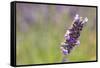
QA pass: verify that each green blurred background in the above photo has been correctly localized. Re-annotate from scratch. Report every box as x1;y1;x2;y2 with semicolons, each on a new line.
16;3;97;65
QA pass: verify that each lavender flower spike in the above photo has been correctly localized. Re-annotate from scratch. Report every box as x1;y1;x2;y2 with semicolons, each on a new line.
60;14;88;62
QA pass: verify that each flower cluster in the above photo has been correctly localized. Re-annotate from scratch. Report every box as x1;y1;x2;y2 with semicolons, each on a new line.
60;14;88;55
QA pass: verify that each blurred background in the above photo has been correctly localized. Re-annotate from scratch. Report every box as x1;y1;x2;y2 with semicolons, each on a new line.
16;3;97;65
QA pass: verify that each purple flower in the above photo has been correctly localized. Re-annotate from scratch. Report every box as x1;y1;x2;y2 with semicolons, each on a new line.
69;31;80;39
60;47;68;55
60;14;88;56
63;49;68;55
67;37;76;43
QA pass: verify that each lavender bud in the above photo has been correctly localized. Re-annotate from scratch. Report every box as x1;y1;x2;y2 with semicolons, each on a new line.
62;48;68;55
67;37;76;44
74;14;79;20
75;40;80;46
64;30;70;40
82;17;88;25
60;47;68;55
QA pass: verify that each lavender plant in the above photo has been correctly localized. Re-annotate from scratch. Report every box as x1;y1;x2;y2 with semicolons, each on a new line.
60;14;88;62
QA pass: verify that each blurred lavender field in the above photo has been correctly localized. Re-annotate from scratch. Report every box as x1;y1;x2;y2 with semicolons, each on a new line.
16;3;97;65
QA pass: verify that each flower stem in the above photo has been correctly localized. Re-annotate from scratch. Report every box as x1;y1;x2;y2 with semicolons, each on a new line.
62;55;68;62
